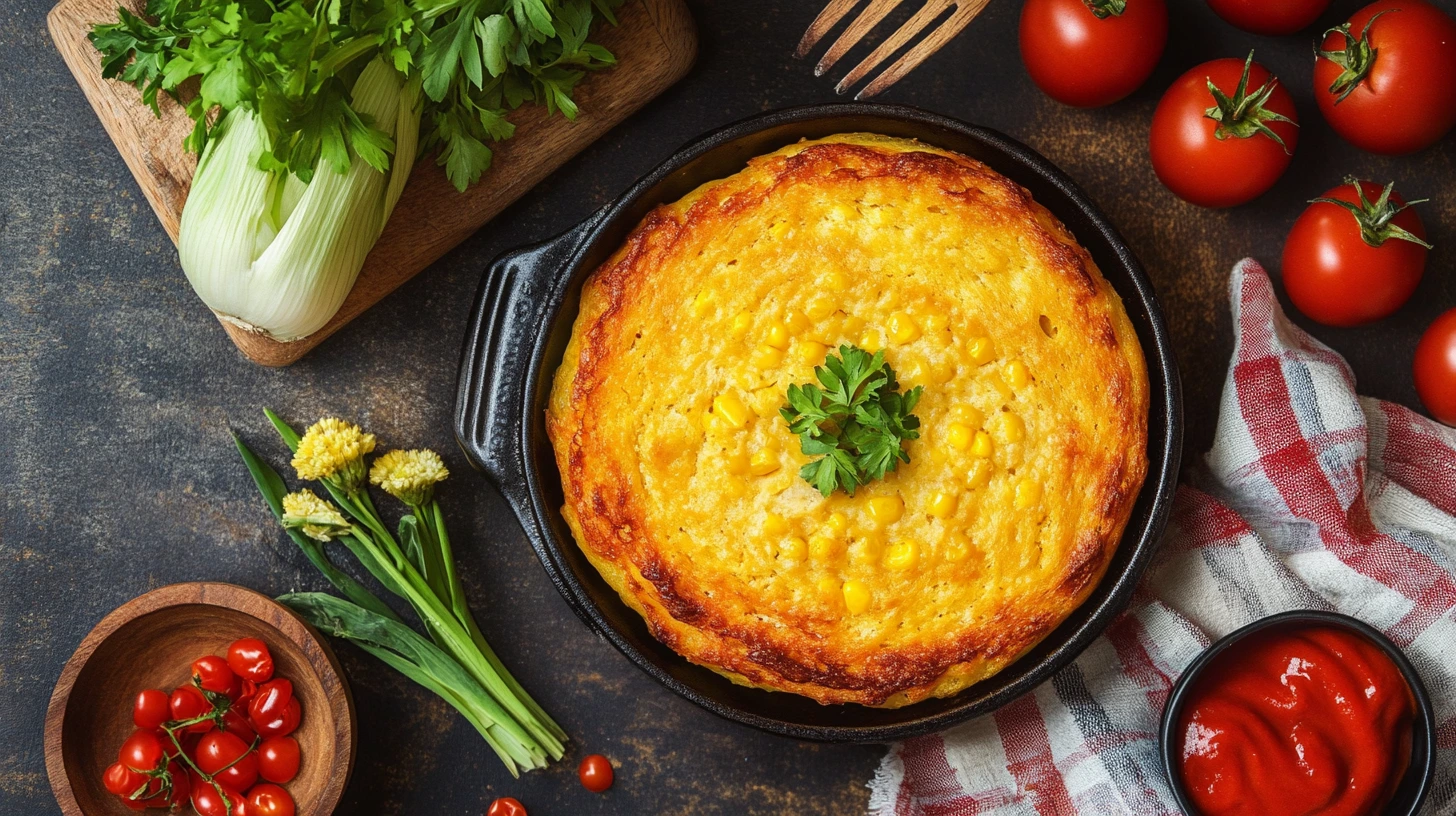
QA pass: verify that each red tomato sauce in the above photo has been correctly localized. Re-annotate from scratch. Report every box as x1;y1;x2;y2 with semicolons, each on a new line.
1177;624;1415;816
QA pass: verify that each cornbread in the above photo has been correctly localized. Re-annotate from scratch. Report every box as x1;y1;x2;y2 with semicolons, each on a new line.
546;134;1149;707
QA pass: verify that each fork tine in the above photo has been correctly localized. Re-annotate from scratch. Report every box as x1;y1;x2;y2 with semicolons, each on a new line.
815;0;907;77
834;0;953;94
795;0;864;59
855;0;990;99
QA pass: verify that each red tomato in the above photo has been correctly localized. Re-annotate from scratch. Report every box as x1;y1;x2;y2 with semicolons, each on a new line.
1150;53;1299;208
190;774;244;816
578;754;614;793
103;762;147;797
1415;309;1456;426
1314;1;1456;155
196;730;259;792
229;677;258;707
1019;0;1168;107
488;797;528;816
132;688;170;730
227;638;275;683
170;685;216;733
257;736;300;784
253;698;301;739
167;761;192;807
1207;0;1330;35
118;729;166;773
246;783;296;816
1281;179;1429;326
221;705;258;745
192;655;237;695
248;679;293;724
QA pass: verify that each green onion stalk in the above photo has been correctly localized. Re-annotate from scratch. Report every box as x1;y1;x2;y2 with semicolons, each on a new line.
233;411;565;776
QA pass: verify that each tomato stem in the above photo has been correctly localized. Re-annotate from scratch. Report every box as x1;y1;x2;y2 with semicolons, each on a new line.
1081;0;1126;18
1203;51;1297;154
1311;177;1433;249
1317;11;1393;104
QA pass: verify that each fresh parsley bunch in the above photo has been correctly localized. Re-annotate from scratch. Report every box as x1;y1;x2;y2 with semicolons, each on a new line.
89;0;623;190
780;345;923;497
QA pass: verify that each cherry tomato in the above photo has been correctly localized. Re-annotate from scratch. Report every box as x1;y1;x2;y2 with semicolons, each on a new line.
1150;53;1299;208
246;783;296;816
1206;0;1330;35
229;676;258;707
118;728;166;773
171;684;216;733
1019;0;1167;108
257;736;300;784
1415;309;1456;426
196;730;259;792
227;638;275;683
167;761;192;807
248;679;293;724
488;797;528;816
578;754;614;793
103;762;147;797
132;688;170;730
221;704;258;745
190;774;244;816
253;698;301;739
1314;1;1456;155
192;655;237;695
1281;179;1429;326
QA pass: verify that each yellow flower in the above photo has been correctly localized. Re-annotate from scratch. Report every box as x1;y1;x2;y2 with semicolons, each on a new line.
292;417;375;491
370;449;449;506
281;489;349;542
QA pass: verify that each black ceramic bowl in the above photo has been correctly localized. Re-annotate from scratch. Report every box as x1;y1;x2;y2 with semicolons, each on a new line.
1159;610;1436;815
453;103;1183;742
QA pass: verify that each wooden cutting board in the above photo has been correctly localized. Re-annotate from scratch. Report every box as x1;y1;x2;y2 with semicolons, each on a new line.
48;0;696;366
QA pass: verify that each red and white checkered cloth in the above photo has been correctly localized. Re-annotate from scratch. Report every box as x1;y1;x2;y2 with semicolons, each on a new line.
869;259;1456;815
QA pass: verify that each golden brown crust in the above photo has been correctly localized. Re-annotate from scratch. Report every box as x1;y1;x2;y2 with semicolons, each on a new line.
547;134;1149;707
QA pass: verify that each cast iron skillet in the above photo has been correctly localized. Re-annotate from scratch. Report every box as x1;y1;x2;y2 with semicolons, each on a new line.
1159;610;1436;814
453;103;1183;742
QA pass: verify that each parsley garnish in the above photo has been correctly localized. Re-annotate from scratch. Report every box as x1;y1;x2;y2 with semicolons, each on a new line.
779;345;923;497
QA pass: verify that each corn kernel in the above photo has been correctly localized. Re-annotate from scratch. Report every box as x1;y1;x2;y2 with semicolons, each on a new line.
968;336;996;365
763;512;791;536
841;315;866;335
724;452;750;475
809;535;840;562
1015;478;1043;509
888;311;921;344
701;411;725;434
765;321;791;350
859;330;883;353
920;312;951;333
999;413;1025;443
785;310;810;335
971;431;994;458
770;220;790;239
824;270;849;292
729;311;752;339
780;536;807;560
805;296;835;321
950;405;985;427
817;577;843;604
966;459;994;489
749;448;780;476
751;344;783;369
691;289;716;316
866;496;904;526
713;393;751;429
797;340;827;365
851;536;883;565
724;479;748;498
944;533;972;563
1005;360;1030;389
842;580;872;615
884;539;920;572
930;360;956;384
946;423;973;451
927;491;958;518
901;355;929;386
825;512;849;534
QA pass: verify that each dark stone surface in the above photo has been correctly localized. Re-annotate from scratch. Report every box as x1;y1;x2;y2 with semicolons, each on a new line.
2;0;1453;813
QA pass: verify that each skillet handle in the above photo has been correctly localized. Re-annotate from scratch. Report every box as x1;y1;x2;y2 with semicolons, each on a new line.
453;209;605;503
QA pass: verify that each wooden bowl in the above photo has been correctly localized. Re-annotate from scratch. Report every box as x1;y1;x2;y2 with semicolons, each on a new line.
44;582;356;815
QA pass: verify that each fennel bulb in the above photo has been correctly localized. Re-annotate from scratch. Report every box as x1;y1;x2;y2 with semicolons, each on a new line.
178;58;422;342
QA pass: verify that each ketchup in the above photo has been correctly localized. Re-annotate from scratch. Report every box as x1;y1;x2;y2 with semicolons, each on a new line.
1177;624;1415;816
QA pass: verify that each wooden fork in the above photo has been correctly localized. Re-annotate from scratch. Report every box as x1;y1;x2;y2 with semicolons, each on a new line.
795;0;993;99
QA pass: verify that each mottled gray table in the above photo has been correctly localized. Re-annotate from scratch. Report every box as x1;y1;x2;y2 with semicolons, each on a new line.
4;0;1454;813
